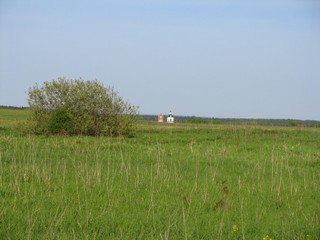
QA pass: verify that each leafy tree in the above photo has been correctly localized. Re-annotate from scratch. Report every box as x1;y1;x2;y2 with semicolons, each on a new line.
27;77;138;136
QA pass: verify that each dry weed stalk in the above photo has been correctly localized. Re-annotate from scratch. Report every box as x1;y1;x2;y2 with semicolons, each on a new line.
214;185;229;210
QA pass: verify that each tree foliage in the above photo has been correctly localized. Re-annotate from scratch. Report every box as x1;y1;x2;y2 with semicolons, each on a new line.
27;78;138;136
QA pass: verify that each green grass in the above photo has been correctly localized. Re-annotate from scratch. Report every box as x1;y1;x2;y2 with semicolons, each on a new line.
0;108;29;125
0;108;30;135
0;109;319;239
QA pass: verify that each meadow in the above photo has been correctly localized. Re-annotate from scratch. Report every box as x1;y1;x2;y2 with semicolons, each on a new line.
0;108;319;239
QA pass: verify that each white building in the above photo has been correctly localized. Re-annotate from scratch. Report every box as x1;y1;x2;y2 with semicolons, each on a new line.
167;110;174;123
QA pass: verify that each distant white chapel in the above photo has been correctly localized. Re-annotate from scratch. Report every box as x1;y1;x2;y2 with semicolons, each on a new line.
167;110;174;123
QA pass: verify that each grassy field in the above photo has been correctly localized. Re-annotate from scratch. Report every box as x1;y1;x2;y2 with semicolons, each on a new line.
0;108;30;128
0;109;319;239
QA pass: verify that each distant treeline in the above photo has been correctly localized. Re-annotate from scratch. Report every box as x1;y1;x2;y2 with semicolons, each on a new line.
1;106;319;127
0;105;29;109
139;115;320;127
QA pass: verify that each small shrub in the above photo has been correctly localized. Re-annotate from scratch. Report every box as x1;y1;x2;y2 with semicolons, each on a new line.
48;107;73;135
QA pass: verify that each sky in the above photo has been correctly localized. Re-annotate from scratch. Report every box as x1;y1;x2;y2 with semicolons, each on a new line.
1;0;320;120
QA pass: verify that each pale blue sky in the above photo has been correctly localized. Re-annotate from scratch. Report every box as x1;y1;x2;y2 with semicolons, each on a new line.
1;0;320;120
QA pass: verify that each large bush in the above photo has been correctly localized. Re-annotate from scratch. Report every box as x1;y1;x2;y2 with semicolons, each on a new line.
27;78;138;136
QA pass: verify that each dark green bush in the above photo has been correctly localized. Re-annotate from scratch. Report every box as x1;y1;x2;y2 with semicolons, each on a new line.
48;107;73;135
